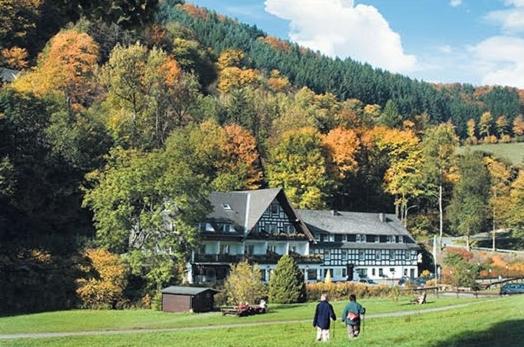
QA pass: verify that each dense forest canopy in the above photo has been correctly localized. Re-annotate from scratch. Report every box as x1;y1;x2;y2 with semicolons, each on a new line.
1;0;523;314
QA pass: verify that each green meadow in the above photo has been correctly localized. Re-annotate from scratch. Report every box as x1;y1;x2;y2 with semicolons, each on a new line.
1;295;523;346
460;142;524;165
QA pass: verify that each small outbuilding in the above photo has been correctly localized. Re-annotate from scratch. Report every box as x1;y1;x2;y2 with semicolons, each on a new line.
161;286;218;313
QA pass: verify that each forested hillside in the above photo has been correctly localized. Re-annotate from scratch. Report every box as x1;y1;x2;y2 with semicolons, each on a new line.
159;3;523;138
1;0;523;314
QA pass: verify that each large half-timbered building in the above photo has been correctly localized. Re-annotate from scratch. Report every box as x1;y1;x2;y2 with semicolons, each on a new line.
188;188;419;285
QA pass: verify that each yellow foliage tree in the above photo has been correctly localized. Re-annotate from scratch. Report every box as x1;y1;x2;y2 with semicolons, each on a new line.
12;30;99;110
217;49;244;70
466;118;477;145
76;248;127;309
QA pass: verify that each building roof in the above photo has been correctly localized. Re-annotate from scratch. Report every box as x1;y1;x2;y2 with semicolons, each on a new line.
206;188;315;240
297;210;411;237
0;67;19;83
161;286;217;296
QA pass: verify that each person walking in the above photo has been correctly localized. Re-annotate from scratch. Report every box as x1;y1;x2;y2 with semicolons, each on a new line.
313;293;337;342
342;294;366;339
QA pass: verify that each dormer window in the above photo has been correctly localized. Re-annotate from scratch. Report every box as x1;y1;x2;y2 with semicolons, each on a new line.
222;204;232;210
219;223;234;233
199;223;215;232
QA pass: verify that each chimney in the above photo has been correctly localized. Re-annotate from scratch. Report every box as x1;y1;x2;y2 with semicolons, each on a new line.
331;210;340;216
379;213;385;223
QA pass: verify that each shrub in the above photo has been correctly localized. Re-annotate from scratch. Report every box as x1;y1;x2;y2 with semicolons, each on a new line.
442;252;481;288
500;134;512;143
269;255;306;304
224;261;266;305
151;291;162;311
482;135;498;144
76;248;128;309
306;282;401;301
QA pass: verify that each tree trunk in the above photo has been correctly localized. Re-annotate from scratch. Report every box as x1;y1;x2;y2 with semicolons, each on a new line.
492;230;496;252
439;184;443;246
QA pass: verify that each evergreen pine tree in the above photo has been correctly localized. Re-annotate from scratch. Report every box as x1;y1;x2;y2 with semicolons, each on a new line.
268;255;306;304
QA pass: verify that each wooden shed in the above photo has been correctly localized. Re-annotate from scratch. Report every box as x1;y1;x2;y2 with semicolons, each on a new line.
161;286;218;313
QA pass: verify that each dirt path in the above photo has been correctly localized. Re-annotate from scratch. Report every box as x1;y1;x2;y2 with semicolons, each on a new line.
0;300;494;341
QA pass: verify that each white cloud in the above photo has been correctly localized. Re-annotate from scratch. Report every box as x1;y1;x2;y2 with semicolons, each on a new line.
470;36;524;88
485;0;524;33
264;0;417;73
449;0;462;7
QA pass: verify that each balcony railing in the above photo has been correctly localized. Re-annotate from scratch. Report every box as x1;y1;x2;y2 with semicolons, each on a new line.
194;252;323;264
194;254;243;263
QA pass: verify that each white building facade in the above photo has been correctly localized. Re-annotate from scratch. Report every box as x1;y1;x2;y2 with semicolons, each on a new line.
188;188;419;285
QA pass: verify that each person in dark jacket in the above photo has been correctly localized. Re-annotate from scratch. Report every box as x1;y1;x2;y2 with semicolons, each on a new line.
342;294;366;339
313;293;337;342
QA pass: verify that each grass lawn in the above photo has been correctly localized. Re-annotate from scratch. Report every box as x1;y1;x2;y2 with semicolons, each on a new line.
0;295;481;334
2;295;523;346
459;142;524;165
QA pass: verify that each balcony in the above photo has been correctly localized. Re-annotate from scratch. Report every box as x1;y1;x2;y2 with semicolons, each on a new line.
247;232;308;240
246;251;323;264
194;254;243;263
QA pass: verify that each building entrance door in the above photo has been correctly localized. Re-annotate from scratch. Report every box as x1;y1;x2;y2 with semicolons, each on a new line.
346;264;354;281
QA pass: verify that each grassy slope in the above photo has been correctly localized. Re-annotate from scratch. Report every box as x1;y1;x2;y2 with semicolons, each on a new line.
4;295;524;347
0;296;480;334
459;142;524;165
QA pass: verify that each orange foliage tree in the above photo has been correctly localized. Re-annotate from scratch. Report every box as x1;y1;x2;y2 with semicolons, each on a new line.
12;30;99;110
76;248;128;309
322;127;360;179
513;115;524;138
222;124;263;189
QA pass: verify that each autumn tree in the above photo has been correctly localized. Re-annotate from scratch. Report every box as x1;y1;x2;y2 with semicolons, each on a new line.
421;123;459;241
12;30;99;110
484;156;512;250
224;261;266;305
1;47;29;70
222;124;263;189
217;49;259;93
100;43;199;149
448;151;490;251
506;170;524;231
478;112;494;139
267;69;290;93
267;128;333;209
466;118;477;145
322;127;360;179
513;115;524;139
76;248;128;309
495;115;508;138
365;126;424;222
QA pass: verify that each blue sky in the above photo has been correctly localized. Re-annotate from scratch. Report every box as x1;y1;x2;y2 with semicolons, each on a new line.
191;0;524;88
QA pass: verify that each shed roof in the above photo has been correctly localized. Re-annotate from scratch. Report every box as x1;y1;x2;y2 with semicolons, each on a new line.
161;286;217;296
